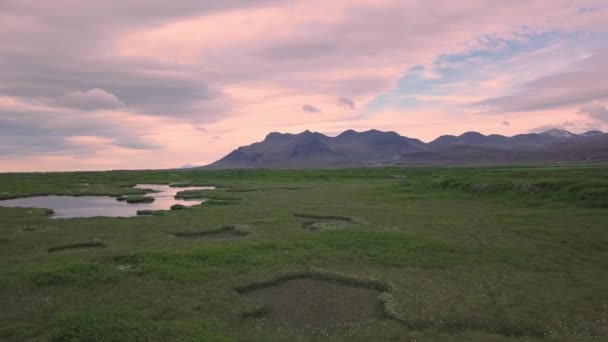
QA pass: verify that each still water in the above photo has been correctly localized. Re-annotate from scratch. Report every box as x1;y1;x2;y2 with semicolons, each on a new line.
0;184;214;218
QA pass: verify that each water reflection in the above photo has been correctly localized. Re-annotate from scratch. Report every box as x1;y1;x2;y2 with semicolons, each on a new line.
0;184;214;218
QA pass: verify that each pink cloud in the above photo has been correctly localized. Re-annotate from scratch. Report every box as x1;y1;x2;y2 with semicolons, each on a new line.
1;0;607;170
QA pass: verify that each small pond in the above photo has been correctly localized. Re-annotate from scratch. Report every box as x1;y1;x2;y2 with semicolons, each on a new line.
0;184;214;218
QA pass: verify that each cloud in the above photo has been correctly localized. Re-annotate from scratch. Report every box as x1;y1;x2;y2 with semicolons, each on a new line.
473;52;608;113
57;88;124;110
302;104;321;113
2;0;608;170
0;103;159;156
338;97;356;109
0;56;226;119
501;120;510;126
580;102;608;123
112;137;159;150
260;41;338;61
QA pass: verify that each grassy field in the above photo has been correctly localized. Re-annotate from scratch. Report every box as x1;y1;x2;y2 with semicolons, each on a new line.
0;166;607;341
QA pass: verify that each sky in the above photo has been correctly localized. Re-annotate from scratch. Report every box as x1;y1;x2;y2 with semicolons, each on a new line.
1;0;608;172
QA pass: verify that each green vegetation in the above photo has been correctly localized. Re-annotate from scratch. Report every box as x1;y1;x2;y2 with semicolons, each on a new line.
0;165;607;341
47;240;104;253
173;224;250;238
135;209;167;216
175;189;240;201
294;213;354;222
175;189;242;207
235;268;390;293
125;195;155;204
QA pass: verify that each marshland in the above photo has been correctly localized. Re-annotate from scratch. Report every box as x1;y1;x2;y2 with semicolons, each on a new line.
0;166;607;341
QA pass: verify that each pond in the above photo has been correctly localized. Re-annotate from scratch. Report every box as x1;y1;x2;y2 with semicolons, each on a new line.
0;184;214;218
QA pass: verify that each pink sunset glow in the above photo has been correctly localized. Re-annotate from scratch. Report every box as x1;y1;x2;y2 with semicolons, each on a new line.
1;0;607;171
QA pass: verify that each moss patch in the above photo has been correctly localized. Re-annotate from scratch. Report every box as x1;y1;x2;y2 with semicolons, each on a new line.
125;195;155;204
237;270;392;330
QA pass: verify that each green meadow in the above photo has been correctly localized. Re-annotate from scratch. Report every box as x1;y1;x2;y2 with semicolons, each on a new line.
0;166;607;341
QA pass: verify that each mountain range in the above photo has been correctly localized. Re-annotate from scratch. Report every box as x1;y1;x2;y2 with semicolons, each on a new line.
204;129;608;168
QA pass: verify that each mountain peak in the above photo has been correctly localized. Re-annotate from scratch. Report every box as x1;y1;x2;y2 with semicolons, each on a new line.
540;129;575;138
460;131;485;137
263;132;292;143
581;130;604;137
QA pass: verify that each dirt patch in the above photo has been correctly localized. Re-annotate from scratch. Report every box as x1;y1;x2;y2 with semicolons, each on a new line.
173;225;250;240
241;278;382;329
47;240;104;253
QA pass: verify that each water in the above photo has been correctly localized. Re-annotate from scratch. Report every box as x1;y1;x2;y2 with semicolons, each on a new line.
0;184;214;218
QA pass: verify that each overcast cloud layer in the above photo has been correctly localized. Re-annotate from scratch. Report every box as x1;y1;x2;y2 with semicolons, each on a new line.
1;0;607;171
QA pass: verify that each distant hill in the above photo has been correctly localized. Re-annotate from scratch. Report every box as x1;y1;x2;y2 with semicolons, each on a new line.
204;129;608;169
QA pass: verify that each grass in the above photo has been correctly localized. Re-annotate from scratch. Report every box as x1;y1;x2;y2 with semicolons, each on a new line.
125;195;155;204
136;209;167;216
293;213;354;222
175;189;240;201
47;240;104;253
173;225;251;238
235;269;391;293
0;165;607;341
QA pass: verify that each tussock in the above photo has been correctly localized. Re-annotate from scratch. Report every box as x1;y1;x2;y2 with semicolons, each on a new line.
201;199;240;206
136;210;167;216
173;224;250;238
125;195;155;204
293;213;353;222
175;190;240;201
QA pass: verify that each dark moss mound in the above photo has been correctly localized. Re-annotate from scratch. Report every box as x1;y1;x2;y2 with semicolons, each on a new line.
169;181;193;187
170;204;186;210
175;189;239;201
47;240;104;253
173;225;250;239
201;199;240;206
125;196;155;204
295;213;356;231
293;213;353;222
136;210;166;216
302;220;356;231
226;189;260;193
